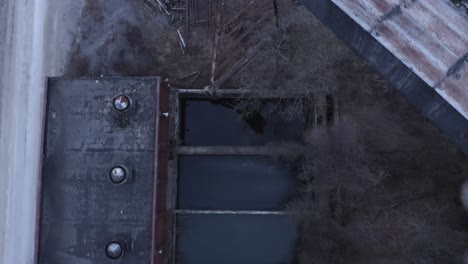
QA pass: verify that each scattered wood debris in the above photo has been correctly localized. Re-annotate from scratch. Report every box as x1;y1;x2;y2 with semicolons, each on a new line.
177;29;187;53
148;0;278;89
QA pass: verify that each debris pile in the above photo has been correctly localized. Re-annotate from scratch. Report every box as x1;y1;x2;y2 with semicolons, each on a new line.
146;0;278;89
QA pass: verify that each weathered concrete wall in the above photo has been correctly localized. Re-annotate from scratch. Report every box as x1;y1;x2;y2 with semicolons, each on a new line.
301;0;468;154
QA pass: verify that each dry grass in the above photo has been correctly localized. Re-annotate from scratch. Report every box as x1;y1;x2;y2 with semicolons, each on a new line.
155;27;213;88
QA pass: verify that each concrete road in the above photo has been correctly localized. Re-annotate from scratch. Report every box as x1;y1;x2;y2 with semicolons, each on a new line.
0;1;82;263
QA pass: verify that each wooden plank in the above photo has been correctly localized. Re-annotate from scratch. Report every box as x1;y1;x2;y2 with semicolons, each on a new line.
210;0;223;87
212;41;265;89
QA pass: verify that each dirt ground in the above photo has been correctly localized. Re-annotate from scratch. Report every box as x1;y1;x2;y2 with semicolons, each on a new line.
65;0;168;77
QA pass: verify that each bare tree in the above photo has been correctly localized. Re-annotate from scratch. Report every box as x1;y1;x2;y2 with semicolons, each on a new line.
287;117;468;264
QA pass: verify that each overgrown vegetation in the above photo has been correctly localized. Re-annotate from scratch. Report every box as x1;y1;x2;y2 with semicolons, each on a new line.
222;2;468;263
229;3;346;98
288;116;468;263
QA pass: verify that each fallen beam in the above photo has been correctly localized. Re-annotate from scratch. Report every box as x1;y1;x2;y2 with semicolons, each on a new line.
175;210;288;215
177;146;298;155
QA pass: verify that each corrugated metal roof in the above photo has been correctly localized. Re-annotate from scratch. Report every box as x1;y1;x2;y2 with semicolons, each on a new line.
333;0;468;118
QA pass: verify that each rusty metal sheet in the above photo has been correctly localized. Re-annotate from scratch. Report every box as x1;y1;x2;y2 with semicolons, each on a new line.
384;8;459;73
437;63;468;115
401;0;468;57
38;77;160;264
333;0;468;118
372;20;447;87
418;0;468;45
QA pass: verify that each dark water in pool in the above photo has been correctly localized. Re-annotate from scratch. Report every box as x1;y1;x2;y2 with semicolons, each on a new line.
176;214;299;264
176;155;300;263
178;155;299;210
181;100;304;146
177;99;302;263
